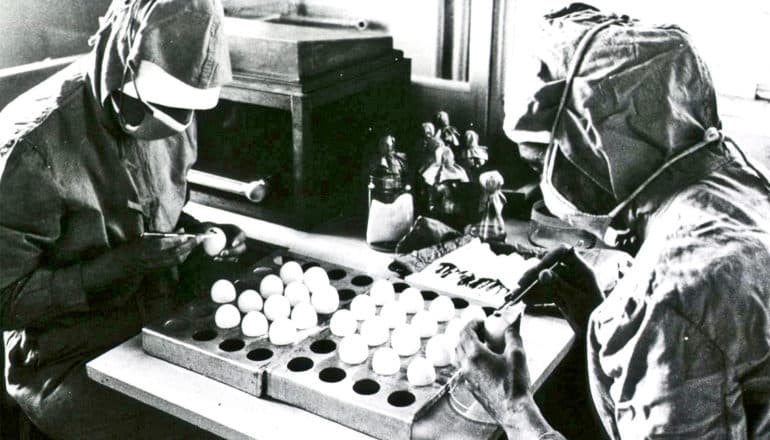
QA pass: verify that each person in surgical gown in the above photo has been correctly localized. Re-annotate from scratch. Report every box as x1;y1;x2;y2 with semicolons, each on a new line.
0;1;241;438
455;5;770;439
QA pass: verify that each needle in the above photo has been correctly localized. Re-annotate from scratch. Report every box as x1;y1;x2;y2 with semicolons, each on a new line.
502;246;575;308
141;231;215;240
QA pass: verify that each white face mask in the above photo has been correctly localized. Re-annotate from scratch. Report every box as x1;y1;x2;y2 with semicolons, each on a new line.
541;128;722;246
112;95;192;140
113;56;193;141
538;19;723;246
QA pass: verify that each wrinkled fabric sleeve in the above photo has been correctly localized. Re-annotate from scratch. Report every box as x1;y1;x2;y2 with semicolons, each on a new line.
0;143;90;329
175;210;202;233
588;297;729;439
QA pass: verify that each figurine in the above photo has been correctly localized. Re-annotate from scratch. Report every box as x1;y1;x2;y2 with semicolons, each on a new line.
471;170;506;242
458;130;489;170
369;133;408;180
420;144;469;186
366;134;413;251
434;111;461;153
417;122;438;167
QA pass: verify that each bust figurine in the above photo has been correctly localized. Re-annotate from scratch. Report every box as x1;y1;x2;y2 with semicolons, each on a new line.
369;133;407;180
458;129;489;170
434;111;461;152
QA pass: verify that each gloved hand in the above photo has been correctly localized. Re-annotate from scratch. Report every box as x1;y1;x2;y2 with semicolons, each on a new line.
516;245;603;335
81;233;200;292
199;222;247;262
455;319;555;438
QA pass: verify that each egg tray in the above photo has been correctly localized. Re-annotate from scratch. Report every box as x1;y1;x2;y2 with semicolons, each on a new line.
141;251;379;397
265;292;483;440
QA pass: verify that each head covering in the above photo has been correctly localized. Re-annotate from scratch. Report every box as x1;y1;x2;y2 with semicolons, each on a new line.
506;4;720;213
88;0;232;110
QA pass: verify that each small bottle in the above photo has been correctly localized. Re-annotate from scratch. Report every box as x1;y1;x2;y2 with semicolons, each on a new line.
366;173;414;251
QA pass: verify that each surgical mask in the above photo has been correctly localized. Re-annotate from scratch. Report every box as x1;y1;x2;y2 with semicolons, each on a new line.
112;59;193;140
539;19;724;246
112;94;192;140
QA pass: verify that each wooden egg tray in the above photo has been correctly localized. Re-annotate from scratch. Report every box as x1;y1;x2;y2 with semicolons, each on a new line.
142;251;372;396
142;250;493;439
266;289;484;440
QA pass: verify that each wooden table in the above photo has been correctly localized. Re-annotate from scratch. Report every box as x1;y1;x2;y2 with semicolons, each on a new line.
86;204;575;439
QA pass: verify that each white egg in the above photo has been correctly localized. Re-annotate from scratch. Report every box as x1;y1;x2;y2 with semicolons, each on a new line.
259;274;284;299
269;318;298;346
279;261;304;284
369;279;395;305
379;301;406;329
484;312;508;353
311;284;340;314
411;310;438;338
237;289;263;313
399;287;424;314
241;311;268;337
291;302;318;330
371;347;401;375
338;334;369;365
360;316;389;347
214;304;241;329
263;295;291;321
407;356;436;386
350;294;376;321
210;279;236;303
425;334;453;367
460;305;487;324
291;301;318;330
202;227;227;256
284;281;310;306
303;266;329;291
330;309;357;337
428;296;455;322
390;324;421;357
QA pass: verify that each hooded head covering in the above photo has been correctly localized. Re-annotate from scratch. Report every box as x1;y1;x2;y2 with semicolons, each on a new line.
506;4;720;214
88;0;232;111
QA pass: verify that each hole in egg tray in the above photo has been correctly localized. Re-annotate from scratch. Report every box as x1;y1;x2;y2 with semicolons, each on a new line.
141;250;388;398
265;297;463;440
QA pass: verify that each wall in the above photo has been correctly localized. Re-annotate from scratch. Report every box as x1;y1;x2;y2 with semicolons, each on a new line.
505;0;769;99
504;0;770;166
0;0;111;68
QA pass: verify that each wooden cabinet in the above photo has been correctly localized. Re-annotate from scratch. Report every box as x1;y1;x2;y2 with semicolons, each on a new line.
191;26;411;229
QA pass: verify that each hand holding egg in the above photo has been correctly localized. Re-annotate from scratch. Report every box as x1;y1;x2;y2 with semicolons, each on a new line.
455;315;532;417
202;226;227;256
199;224;247;259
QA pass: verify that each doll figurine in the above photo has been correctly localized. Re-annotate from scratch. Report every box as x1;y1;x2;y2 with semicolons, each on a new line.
471;170;506;242
417;122;437;167
420;144;469;186
458;129;489;170
369;133;408;180
434;111;461;153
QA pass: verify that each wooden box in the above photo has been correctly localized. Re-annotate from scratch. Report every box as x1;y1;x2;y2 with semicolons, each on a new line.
225;18;393;80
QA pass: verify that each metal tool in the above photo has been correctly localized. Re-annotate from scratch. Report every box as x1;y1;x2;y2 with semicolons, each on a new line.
187;169;269;203
140;232;198;239
141;231;216;240
502;247;575;308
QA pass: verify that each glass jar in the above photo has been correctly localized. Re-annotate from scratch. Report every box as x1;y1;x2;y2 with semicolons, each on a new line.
366;174;414;251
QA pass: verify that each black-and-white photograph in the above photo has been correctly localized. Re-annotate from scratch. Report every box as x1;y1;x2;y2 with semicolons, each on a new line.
1;1;768;439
